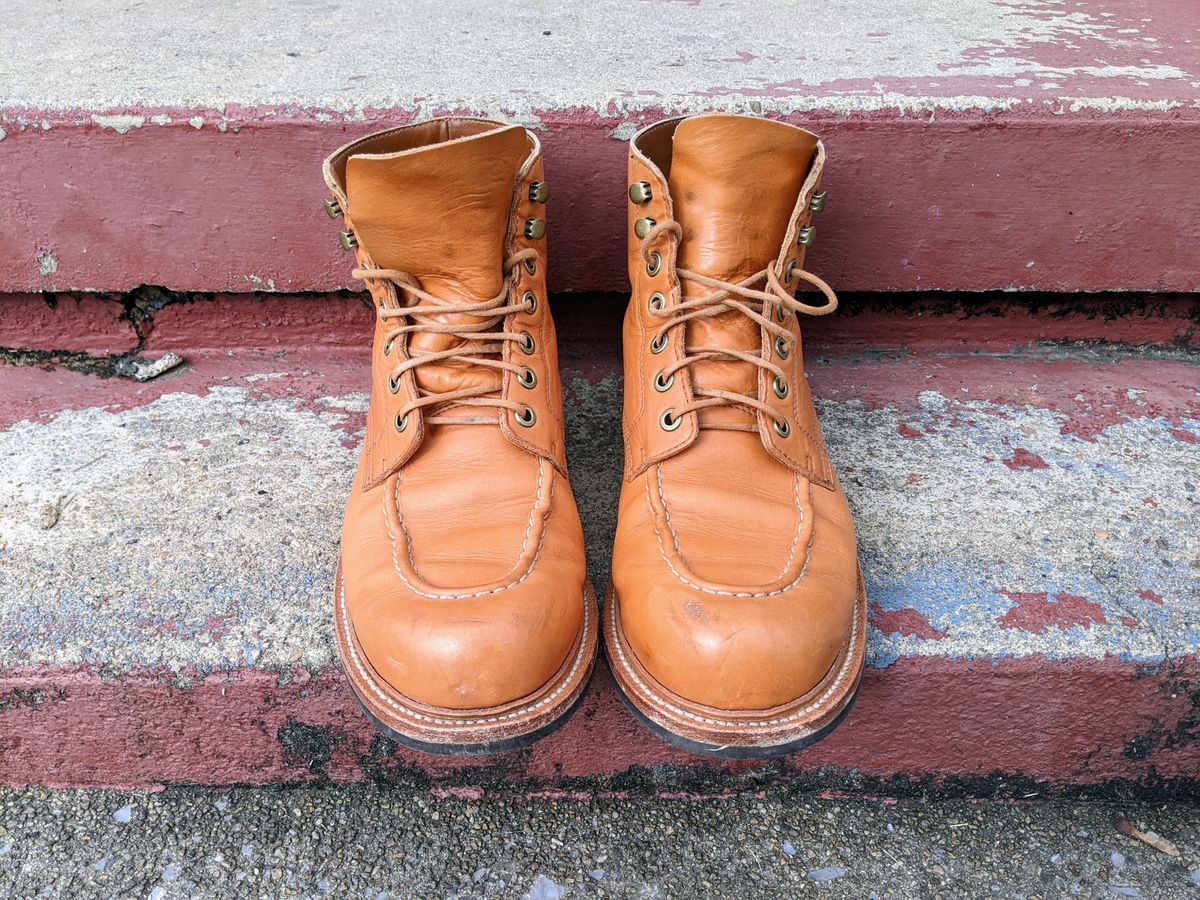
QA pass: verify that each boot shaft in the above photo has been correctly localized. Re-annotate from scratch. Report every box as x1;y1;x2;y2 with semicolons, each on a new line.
621;113;834;485
322;118;566;489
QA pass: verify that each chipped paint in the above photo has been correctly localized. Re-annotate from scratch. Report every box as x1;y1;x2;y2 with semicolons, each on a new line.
36;250;57;277
89;113;144;133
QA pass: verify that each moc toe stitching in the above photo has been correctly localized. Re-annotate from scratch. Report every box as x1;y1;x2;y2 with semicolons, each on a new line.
384;461;551;599
646;466;814;598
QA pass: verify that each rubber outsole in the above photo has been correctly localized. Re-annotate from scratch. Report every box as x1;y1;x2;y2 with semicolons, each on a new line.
349;673;593;756
608;662;860;759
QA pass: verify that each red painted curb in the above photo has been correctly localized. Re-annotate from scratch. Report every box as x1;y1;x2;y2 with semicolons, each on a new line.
1;658;1195;792
3;108;1199;295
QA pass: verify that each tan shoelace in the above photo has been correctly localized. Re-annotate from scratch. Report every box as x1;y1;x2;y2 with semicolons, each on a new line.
640;220;838;431
354;248;539;426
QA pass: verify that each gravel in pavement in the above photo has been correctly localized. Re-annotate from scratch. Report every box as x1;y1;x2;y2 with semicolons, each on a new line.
0;785;1197;898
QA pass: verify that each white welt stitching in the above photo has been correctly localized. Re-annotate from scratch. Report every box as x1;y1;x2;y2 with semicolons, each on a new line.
339;577;591;727
607;585;862;728
649;467;813;598
387;460;549;600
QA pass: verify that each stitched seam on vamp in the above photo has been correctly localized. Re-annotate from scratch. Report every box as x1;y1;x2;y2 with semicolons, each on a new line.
387;461;548;599
340;579;590;726
649;467;812;598
608;587;860;728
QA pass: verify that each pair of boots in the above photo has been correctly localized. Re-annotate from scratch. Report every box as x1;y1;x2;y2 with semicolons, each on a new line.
322;113;864;759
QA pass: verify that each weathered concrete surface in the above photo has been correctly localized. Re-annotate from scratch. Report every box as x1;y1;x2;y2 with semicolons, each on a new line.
0;295;1196;790
2;0;1199;294
2;787;1199;898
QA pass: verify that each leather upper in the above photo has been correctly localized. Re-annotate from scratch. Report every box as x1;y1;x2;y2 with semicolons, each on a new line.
612;113;857;711
325;118;586;711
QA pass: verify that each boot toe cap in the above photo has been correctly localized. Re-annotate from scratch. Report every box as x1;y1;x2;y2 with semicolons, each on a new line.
614;572;857;712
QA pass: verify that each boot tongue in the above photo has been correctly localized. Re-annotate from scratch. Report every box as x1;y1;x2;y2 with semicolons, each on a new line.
345;124;530;404
668;116;817;417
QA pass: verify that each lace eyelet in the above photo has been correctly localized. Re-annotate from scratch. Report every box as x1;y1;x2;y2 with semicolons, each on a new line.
772;375;789;399
654;371;674;392
522;291;538;314
784;259;797;285
774;336;790;360
394;412;408;433
518;332;536;355
649;332;668;354
660;408;682;432
515;405;537;427
773;417;791;438
646;252;662;277
523;257;537;275
383;337;394;356
517;366;537;389
387;375;400;394
648;291;666;313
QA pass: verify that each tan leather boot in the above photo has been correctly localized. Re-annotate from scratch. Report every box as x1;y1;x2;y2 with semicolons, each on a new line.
606;114;866;757
322;118;597;754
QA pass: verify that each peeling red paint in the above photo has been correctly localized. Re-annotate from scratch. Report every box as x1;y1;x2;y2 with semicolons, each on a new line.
1139;589;1166;605
1169;427;1198;444
897;423;923;439
1120;616;1139;628
996;590;1109;634
1004;448;1050;471
0;657;1195;791
869;602;947;640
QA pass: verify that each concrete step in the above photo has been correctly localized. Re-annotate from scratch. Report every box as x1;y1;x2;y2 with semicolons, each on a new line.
2;0;1198;296
1;294;1197;792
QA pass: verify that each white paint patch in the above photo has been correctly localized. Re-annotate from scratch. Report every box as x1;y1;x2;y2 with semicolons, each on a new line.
90;114;144;133
36;249;57;276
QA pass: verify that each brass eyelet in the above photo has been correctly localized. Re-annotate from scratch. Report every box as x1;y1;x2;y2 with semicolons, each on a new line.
774;304;787;324
323;198;342;219
649;332;668;354
529;181;549;203
634;217;656;239
518;332;536;355
517;366;537;389
339;231;358;251
654;371;674;392
629;181;653;204
522;291;538;314
797;226;816;247
784;259;797;285
648;291;666;313
646;252;662;277
810;191;827;213
383;337;394;356
387;375;400;394
773;417;791;438
775;336;790;360
515;405;537;427
523;257;537;275
660;408;682;432
772;375;789;399
524;218;546;240
395;412;409;433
